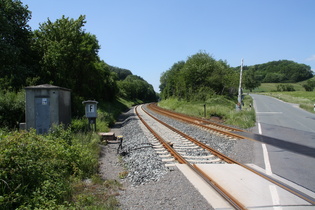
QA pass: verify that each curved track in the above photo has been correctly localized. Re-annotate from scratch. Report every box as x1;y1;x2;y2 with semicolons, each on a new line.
137;104;315;207
136;105;246;209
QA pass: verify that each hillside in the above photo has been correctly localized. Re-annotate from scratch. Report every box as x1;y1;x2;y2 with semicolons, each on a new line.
249;76;315;93
235;60;313;83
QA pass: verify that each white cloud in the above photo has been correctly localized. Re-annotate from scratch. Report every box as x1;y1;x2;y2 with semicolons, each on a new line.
306;55;315;61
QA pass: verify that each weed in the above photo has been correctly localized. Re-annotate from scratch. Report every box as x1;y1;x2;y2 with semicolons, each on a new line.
159;96;255;129
118;171;128;179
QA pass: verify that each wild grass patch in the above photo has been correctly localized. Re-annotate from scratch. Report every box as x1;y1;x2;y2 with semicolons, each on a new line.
261;91;315;113
158;95;255;129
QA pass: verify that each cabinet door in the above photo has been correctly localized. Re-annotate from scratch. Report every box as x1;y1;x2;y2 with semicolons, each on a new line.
35;97;50;134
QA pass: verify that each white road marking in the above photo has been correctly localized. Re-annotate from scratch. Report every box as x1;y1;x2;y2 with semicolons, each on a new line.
258;122;262;135
256;112;282;114
255;103;281;208
262;143;272;175
269;185;282;210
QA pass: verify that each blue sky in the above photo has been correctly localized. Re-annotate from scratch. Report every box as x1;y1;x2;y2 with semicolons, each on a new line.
22;0;315;92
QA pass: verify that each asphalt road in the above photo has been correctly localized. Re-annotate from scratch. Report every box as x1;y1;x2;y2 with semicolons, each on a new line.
250;94;315;192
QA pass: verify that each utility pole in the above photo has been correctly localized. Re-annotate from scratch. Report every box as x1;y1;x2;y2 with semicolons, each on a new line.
237;59;244;111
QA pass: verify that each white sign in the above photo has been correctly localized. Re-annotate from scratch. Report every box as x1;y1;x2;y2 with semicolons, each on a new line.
88;104;95;113
42;98;48;105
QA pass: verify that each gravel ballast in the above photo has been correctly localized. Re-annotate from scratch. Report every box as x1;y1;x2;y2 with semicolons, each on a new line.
99;105;257;209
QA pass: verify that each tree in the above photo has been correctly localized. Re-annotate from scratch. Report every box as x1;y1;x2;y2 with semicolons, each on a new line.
109;66;132;80
160;61;185;99
303;80;315;91
243;67;261;92
0;0;33;90
180;52;232;99
233;60;313;83
160;52;236;101
118;75;156;102
33;15;107;100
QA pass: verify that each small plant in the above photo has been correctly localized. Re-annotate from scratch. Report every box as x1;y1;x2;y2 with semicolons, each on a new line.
118;171;128;179
276;84;295;91
159;96;256;129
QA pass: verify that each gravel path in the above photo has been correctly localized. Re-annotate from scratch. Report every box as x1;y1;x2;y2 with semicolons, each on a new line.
99;105;257;209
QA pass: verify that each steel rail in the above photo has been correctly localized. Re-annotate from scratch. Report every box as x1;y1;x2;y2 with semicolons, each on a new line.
135;105;247;210
144;104;315;205
148;103;246;139
149;103;245;132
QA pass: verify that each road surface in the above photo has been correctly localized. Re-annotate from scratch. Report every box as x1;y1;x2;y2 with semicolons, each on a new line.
250;94;315;192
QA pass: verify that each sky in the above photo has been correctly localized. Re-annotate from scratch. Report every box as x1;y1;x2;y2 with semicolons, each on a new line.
22;0;315;92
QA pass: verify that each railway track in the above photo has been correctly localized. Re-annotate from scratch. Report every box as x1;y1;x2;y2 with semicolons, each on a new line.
147;103;247;140
135;104;315;208
135;105;246;209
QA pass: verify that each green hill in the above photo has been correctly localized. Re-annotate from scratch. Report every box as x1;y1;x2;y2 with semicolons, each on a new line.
235;60;313;83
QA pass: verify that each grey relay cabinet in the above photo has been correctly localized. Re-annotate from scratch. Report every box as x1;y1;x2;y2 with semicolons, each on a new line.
82;100;98;131
25;84;71;134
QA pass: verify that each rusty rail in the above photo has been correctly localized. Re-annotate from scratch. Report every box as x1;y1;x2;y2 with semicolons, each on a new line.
144;103;315;205
135;105;247;209
148;103;246;139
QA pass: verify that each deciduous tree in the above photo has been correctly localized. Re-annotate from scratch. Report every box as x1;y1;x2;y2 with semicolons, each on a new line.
0;0;33;90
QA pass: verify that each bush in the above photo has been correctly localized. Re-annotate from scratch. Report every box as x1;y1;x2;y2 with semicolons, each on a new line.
0;90;25;129
302;80;315;91
0;126;99;209
158;96;256;129
276;84;295;91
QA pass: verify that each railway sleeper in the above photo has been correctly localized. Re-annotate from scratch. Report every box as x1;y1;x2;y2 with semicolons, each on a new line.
174;145;199;149
182;155;215;159
187;158;221;163
161;158;176;162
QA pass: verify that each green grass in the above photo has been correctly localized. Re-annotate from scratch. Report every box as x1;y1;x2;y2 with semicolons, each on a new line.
249;76;315;93
71;97;142;133
245;77;315;113
158;95;256;129
260;91;315;113
249;83;305;92
0;97;137;209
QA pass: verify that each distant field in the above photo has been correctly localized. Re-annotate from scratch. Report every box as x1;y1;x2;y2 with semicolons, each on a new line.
254;91;315;113
248;76;315;93
246;77;315;113
249;83;304;92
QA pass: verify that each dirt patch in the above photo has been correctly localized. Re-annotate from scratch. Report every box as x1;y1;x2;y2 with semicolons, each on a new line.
209;116;224;123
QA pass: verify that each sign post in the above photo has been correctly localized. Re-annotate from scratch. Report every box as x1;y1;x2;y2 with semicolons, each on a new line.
82;100;98;131
237;59;244;111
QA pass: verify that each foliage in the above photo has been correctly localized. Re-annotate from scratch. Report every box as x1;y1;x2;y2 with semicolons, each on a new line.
0;126;100;209
0;0;35;91
302;80;315;91
261;91;315;113
32;16;118;107
1;1;156;117
118;75;157;102
276;84;295;92
158;95;255;129
160;52;237;101
0;90;25;129
243;67;261;92
109;65;132;80
235;60;313;83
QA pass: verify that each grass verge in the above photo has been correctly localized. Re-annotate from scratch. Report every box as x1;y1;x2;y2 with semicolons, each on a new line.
158;95;255;129
260;91;315;113
0;97;137;209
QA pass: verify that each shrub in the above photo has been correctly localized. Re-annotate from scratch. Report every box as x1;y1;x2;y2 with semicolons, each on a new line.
276;84;295;91
0;127;99;209
302;80;315;91
0;90;25;129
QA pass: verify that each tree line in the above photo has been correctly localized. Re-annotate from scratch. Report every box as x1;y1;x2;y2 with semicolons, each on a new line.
160;53;314;100
0;0;157;119
234;60;313;83
160;52;241;100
